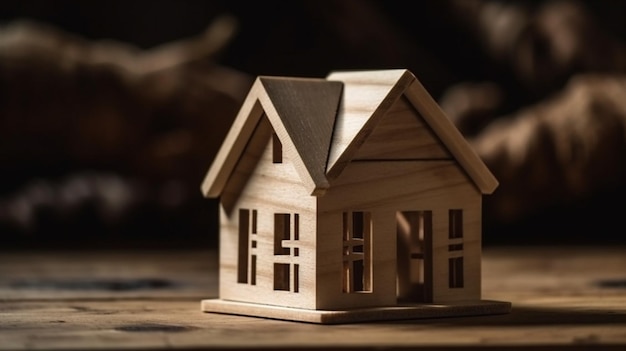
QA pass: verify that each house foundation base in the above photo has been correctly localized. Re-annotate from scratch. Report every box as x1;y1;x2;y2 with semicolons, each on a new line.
201;298;512;324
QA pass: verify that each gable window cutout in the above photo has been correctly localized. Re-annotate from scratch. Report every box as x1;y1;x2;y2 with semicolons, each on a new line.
272;132;282;163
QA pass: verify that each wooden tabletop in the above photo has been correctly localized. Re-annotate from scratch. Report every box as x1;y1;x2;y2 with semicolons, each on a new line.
1;246;625;350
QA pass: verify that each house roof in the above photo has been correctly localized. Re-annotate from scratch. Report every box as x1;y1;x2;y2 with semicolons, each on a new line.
201;76;343;197
201;69;498;198
326;69;498;194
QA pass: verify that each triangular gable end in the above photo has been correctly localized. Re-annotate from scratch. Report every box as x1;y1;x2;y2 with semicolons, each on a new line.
325;69;415;179
201;77;343;199
403;79;498;194
352;95;453;160
259;77;343;195
326;69;498;195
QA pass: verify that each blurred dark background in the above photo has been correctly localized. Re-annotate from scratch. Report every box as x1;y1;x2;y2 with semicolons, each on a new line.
1;0;625;250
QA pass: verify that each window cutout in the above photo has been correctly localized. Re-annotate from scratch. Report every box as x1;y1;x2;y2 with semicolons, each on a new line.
251;255;257;285
449;209;463;239
449;257;464;288
273;212;301;293
237;209;250;283
352;259;365;291
272;132;282;163
274;214;290;255
274;263;290;291
252;209;257;234
342;211;372;293
448;210;463;289
251;240;257;249
293;214;299;240
352;212;364;239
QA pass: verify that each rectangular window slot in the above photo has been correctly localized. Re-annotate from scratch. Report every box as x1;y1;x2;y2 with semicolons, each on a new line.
448;209;464;289
449;257;464;288
352;212;364;239
352;260;365;292
250;255;257;285
293;214;299;240
294;247;299;257
449;209;463;239
251;240;257;249
274;214;290;255
272;132;282;163
251;209;257;234
353;245;364;253
274;263;290;291
237;209;250;284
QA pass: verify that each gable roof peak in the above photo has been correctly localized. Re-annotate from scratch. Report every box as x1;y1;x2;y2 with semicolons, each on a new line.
325;69;417;178
325;69;498;194
201;69;498;200
257;76;343;194
201;75;343;198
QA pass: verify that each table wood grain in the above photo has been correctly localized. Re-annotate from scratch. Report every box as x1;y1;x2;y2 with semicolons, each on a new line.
1;246;625;350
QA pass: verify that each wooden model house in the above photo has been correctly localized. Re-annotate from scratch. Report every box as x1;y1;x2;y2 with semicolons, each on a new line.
200;69;511;324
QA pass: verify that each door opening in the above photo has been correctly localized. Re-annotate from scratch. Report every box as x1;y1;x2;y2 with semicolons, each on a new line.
396;211;432;303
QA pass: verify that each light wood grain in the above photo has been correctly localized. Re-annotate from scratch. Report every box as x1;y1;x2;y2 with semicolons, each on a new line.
1;247;626;350
217;123;318;309
0;250;217;301
325;69;415;178
352;95;452;160
203;76;343;198
326;69;498;194
202;298;510;324
201;69;502;322
404;79;499;194
317;161;483;309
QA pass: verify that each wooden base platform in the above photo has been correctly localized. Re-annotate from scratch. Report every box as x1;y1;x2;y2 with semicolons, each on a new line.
201;298;512;324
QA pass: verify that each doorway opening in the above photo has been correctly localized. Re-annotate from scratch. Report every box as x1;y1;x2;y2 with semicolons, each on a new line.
396;210;432;303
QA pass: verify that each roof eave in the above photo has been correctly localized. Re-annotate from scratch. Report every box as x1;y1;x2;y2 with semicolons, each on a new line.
200;78;265;198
